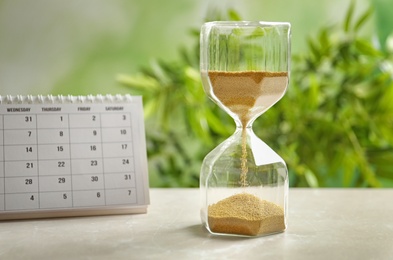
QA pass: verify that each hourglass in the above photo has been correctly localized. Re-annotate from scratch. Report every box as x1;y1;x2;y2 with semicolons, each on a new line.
200;21;291;237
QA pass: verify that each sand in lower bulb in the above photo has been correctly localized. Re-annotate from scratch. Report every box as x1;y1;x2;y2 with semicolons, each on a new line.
207;193;285;236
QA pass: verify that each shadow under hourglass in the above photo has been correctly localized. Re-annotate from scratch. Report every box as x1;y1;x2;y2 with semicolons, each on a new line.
183;224;254;241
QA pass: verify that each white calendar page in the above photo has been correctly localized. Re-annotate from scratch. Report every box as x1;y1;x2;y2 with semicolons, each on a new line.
0;95;149;220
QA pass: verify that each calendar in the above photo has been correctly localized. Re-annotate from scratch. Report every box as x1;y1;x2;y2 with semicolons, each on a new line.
0;95;149;220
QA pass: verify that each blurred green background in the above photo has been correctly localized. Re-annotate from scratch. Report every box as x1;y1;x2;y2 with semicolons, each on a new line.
0;0;372;95
1;0;392;188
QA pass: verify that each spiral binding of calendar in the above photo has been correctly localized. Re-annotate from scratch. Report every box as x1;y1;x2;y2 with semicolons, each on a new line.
0;94;134;104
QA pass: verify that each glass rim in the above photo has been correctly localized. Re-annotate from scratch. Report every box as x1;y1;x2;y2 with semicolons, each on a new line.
202;21;291;28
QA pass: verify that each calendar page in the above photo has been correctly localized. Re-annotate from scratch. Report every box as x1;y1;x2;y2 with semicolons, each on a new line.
0;95;149;220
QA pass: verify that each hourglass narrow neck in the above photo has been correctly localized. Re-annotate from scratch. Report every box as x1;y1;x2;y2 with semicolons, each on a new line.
234;116;256;130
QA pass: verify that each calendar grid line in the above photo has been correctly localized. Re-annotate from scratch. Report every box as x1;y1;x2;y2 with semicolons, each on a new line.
0;187;136;197
129;113;139;205
0;156;135;163
98;113;107;206
1;140;134;147
2;115;5;210
2;170;135;178
66;113;74;208
1;186;136;194
1;187;137;194
0;125;136;129
34;115;41;209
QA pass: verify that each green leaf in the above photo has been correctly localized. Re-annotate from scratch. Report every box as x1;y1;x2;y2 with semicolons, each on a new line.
227;8;242;21
354;6;373;32
344;0;356;32
354;39;381;56
318;27;331;53
304;169;319;188
307;37;320;60
117;74;159;91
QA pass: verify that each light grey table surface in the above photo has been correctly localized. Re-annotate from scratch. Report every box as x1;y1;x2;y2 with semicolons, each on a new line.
1;188;392;260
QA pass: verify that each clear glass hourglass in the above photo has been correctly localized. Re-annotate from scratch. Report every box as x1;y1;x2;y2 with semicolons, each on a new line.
199;21;291;237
